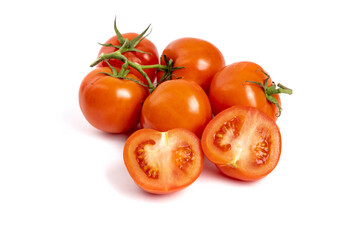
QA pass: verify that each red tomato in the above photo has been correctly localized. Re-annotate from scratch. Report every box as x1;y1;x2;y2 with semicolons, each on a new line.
97;33;159;84
201;106;281;181
140;80;212;138
123;128;204;194
158;37;225;92
79;67;147;133
209;61;282;121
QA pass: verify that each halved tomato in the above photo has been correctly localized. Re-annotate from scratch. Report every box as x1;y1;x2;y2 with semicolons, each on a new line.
201;106;281;181
123;128;204;194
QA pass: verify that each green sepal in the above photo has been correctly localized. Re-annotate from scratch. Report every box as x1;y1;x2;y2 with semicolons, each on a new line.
114;17;125;45
98;60;148;88
128;24;151;48
89;19;157;93
243;70;293;117
123;77;148;87
97;42;121;49
107;60;119;73
98;18;152;55
157;55;185;84
126;48;151;55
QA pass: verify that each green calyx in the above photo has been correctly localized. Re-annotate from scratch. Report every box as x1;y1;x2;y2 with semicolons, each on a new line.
98;18;152;56
91;48;155;92
90;22;156;92
90;17;152;68
99;60;147;87
156;55;185;84
89;19;185;93
244;70;293;117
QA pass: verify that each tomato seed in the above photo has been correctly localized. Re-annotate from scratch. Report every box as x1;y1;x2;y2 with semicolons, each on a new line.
213;116;243;151
135;140;159;179
174;144;194;171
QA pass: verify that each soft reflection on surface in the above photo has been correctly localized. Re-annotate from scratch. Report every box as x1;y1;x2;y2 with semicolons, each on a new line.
188;96;200;113
245;85;256;106
117;89;131;99
197;59;209;71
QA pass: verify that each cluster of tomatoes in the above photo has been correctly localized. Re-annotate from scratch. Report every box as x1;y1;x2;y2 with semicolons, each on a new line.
79;21;292;194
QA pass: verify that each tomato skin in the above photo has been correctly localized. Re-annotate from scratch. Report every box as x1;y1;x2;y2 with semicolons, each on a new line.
140;80;212;138
201;106;281;181
79;67;147;133
123;128;204;194
159;37;225;92
209;61;281;121
97;33;159;84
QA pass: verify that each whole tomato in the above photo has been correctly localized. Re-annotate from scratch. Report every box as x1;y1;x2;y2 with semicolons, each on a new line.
97;33;159;85
141;80;212;138
158;37;225;92
209;61;292;121
79;67;147;133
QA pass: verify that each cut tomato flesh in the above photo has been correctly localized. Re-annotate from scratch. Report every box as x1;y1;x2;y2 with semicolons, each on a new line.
135;132;195;180
215;116;273;166
174;144;194;170
124;129;204;194
135;139;158;179
210;114;274;166
201;106;281;181
214;115;243;151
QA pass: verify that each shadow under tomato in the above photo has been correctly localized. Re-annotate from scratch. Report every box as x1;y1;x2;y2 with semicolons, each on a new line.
103;127;184;199
201;156;261;186
105;158;185;199
106;156;144;196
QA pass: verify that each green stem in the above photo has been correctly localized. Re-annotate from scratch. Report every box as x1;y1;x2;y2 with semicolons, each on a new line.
140;64;167;71
243;71;293;117
89;20;182;93
90;51;155;92
277;83;293;94
90;51;119;67
128;61;155;93
267;83;293;96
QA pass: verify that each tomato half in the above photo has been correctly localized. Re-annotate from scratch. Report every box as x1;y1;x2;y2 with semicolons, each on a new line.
97;33;159;84
123;128;204;194
79;67;147;133
140;80;212;138
159;37;225;92
209;61;281;121
201;106;281;181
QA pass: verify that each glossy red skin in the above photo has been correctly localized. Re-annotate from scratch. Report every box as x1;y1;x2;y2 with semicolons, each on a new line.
209;61;281;121
141;80;212;138
123;128;204;194
97;33;159;85
79;67;147;133
159;37;225;92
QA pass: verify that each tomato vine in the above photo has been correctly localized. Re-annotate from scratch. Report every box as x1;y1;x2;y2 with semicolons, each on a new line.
89;18;183;93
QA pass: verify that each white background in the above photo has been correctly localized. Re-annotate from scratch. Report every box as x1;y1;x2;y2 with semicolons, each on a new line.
1;0;359;239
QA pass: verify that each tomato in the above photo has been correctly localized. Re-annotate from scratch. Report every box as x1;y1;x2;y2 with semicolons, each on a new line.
158;37;225;92
209;61;285;121
79;67;147;133
201;106;281;181
97;33;159;84
123;128;204;194
140;80;212;138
